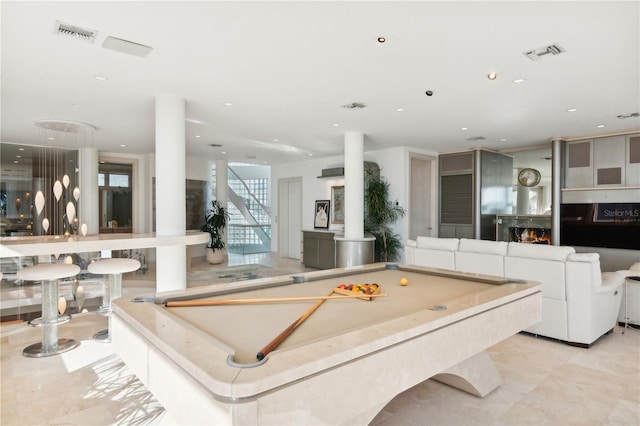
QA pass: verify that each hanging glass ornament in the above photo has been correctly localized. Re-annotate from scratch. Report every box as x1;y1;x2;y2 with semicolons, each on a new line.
35;191;45;215
53;180;63;201
66;202;76;223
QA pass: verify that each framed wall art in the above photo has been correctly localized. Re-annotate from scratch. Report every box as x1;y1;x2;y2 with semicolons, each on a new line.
331;185;344;224
314;200;330;229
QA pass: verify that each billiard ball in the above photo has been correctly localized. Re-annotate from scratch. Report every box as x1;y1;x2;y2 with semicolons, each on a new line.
400;277;408;286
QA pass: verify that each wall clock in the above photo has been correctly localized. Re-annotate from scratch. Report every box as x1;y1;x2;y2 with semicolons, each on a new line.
518;168;541;187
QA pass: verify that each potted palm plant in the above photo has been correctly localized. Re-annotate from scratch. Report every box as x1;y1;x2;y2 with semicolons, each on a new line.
364;172;406;262
200;200;229;264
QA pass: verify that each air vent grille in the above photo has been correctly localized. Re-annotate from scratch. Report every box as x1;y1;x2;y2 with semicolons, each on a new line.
523;44;565;61
54;21;96;43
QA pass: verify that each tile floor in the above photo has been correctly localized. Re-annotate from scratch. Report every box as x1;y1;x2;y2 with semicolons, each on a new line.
1;254;639;425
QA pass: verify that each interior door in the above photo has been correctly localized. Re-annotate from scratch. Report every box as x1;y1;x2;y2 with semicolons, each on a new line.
278;177;302;259
409;156;434;239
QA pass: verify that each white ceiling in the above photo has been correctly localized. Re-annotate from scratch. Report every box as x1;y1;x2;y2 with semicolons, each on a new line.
2;1;639;167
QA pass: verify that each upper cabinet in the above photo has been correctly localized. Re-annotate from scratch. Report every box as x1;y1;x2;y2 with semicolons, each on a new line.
626;134;640;186
564;134;640;189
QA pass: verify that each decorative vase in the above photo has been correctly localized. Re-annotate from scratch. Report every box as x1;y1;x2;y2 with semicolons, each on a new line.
206;248;226;264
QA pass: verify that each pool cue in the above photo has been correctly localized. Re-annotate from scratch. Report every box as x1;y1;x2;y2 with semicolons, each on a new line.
165;293;386;307
256;289;335;361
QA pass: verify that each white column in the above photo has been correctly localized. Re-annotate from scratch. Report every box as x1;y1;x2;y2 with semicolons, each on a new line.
516;169;530;215
78;147;99;234
344;132;364;239
551;139;563;246
155;94;186;292
216;160;229;251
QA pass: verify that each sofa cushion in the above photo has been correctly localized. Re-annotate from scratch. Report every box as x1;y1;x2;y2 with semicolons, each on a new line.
505;254;568;300
416;236;459;251
458;239;508;256
455;239;508;276
507;242;575;261
406;239;417;247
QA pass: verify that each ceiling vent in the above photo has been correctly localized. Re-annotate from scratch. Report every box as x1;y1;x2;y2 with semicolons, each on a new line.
523;44;565;61
208;143;223;148
341;102;367;109
617;112;639;120
54;21;96;43
466;136;486;142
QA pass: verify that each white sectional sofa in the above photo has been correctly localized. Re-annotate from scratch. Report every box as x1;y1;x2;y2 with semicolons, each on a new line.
405;236;626;347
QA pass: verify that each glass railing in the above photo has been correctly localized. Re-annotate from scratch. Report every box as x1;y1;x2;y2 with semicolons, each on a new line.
226;166;272;252
227;224;271;254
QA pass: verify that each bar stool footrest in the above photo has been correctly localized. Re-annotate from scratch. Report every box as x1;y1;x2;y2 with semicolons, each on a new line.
28;315;72;327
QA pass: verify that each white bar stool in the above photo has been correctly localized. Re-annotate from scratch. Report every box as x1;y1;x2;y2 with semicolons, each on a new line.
17;263;80;357
88;258;140;342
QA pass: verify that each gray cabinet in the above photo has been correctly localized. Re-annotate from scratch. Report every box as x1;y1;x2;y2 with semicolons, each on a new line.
302;231;335;269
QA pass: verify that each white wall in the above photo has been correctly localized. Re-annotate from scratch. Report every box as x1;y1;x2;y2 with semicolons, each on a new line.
271;146;439;263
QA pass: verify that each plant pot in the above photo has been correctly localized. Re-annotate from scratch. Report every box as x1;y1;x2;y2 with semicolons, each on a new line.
206;248;226;264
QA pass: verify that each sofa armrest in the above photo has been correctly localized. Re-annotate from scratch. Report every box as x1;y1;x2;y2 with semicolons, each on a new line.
599;271;626;293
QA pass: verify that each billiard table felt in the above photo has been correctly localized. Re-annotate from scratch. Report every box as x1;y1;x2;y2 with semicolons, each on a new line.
161;265;521;365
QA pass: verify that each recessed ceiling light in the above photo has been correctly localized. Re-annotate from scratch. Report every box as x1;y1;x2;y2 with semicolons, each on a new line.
273;139;279;142
94;75;108;81
13;160;19;164
487;72;497;80
18;148;24;151
307;153;313;156
500;138;507;142
512;78;526;84
195;135;200;138
567;108;577;112
47;137;55;141
596;124;605;128
332;123;339;127
461;127;468;131
396;108;404;112
377;37;386;43
221;151;227;154
120;144;126;147
16;155;21;158
223;102;233;106
72;103;83;108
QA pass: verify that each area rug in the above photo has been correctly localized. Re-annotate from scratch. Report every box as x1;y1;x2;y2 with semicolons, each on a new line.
187;264;269;284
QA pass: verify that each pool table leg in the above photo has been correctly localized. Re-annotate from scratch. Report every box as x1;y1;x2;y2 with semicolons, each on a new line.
431;351;501;397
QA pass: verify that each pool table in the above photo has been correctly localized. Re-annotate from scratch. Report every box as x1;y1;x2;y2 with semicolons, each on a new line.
112;263;541;425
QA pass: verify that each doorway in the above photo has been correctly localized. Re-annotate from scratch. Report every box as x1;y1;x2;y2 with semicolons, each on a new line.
98;163;132;233
277;177;302;259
